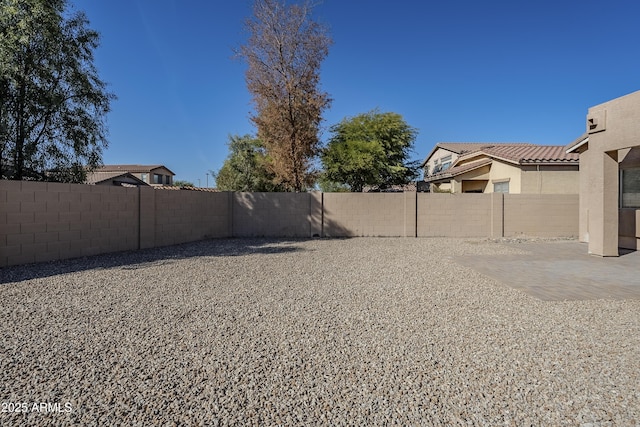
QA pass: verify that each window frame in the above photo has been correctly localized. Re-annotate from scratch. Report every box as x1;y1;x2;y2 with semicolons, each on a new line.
620;167;640;208
493;180;510;194
440;154;453;172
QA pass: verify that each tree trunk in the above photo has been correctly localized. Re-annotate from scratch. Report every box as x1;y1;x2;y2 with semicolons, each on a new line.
14;79;26;180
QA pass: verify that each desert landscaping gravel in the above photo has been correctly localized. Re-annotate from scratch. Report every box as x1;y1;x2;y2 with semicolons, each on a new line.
0;237;638;426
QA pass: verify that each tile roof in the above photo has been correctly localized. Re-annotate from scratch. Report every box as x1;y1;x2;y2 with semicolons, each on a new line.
436;142;533;154
424;158;492;182
86;171;132;184
154;186;221;192
98;164;175;174
85;171;149;186
424;145;578;183
86;171;126;183
478;145;579;164
421;142;534;167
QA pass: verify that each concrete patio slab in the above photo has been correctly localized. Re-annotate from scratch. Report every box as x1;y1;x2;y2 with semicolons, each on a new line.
456;240;640;301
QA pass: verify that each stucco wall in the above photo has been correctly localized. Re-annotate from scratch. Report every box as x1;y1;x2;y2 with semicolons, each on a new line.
577;90;640;254
450;165;491;193
486;160;522;193
520;166;580;194
450;160;523;194
424;147;458;176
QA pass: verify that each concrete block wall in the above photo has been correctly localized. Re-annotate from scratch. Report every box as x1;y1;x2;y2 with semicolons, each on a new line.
1;181;581;267
153;189;231;246
0;180;138;267
232;192;317;237
139;186;156;249
417;193;492;237
503;194;578;237
323;193;408;237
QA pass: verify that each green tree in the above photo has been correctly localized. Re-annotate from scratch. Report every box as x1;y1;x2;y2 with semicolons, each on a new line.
240;0;332;192
0;0;114;182
212;134;282;192
321;110;420;192
173;180;194;187
316;174;349;192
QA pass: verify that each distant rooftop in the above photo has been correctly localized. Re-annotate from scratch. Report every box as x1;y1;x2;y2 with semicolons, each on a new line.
425;145;578;182
98;165;175;175
477;145;579;164
421;142;534;167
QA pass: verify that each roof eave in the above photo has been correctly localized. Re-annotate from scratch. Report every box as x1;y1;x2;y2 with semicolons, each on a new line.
423;172;453;183
520;160;580;165
566;135;589;154
420;143;446;168
424;159;492;182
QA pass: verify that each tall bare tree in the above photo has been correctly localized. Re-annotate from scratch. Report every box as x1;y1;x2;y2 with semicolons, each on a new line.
240;0;331;192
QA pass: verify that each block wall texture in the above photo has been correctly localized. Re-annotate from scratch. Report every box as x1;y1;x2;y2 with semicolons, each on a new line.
232;192;315;237
323;193;406;237
154;190;232;246
1;181;582;267
1;180;138;267
503;194;579;237
417;193;492;237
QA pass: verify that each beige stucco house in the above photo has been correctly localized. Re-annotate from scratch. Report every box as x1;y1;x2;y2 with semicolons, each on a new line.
422;143;579;194
421;143;529;191
566;90;640;256
96;165;175;186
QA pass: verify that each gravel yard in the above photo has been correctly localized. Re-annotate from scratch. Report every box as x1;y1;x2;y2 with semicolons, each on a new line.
1;237;639;426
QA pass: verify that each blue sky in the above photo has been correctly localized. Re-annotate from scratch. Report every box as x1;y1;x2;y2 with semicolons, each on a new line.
73;0;640;186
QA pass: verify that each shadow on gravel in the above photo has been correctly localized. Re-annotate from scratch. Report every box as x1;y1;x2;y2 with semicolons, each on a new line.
0;238;313;284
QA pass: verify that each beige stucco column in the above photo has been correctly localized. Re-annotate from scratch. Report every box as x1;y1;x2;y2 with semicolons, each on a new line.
570;90;640;255
586;150;619;256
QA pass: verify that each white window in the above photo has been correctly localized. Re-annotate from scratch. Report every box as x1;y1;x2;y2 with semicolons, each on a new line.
621;167;640;208
441;155;452;171
141;173;148;183
494;181;509;193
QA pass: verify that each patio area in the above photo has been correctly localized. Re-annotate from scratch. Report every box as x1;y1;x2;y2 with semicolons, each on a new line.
457;240;640;301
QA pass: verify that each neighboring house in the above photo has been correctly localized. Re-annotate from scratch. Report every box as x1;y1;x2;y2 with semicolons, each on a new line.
422;142;528;176
96;165;175;186
85;171;149;187
566;89;640;255
422;143;579;194
421;142;533;192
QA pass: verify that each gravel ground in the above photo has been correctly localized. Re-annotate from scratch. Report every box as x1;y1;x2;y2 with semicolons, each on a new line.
0;237;638;426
